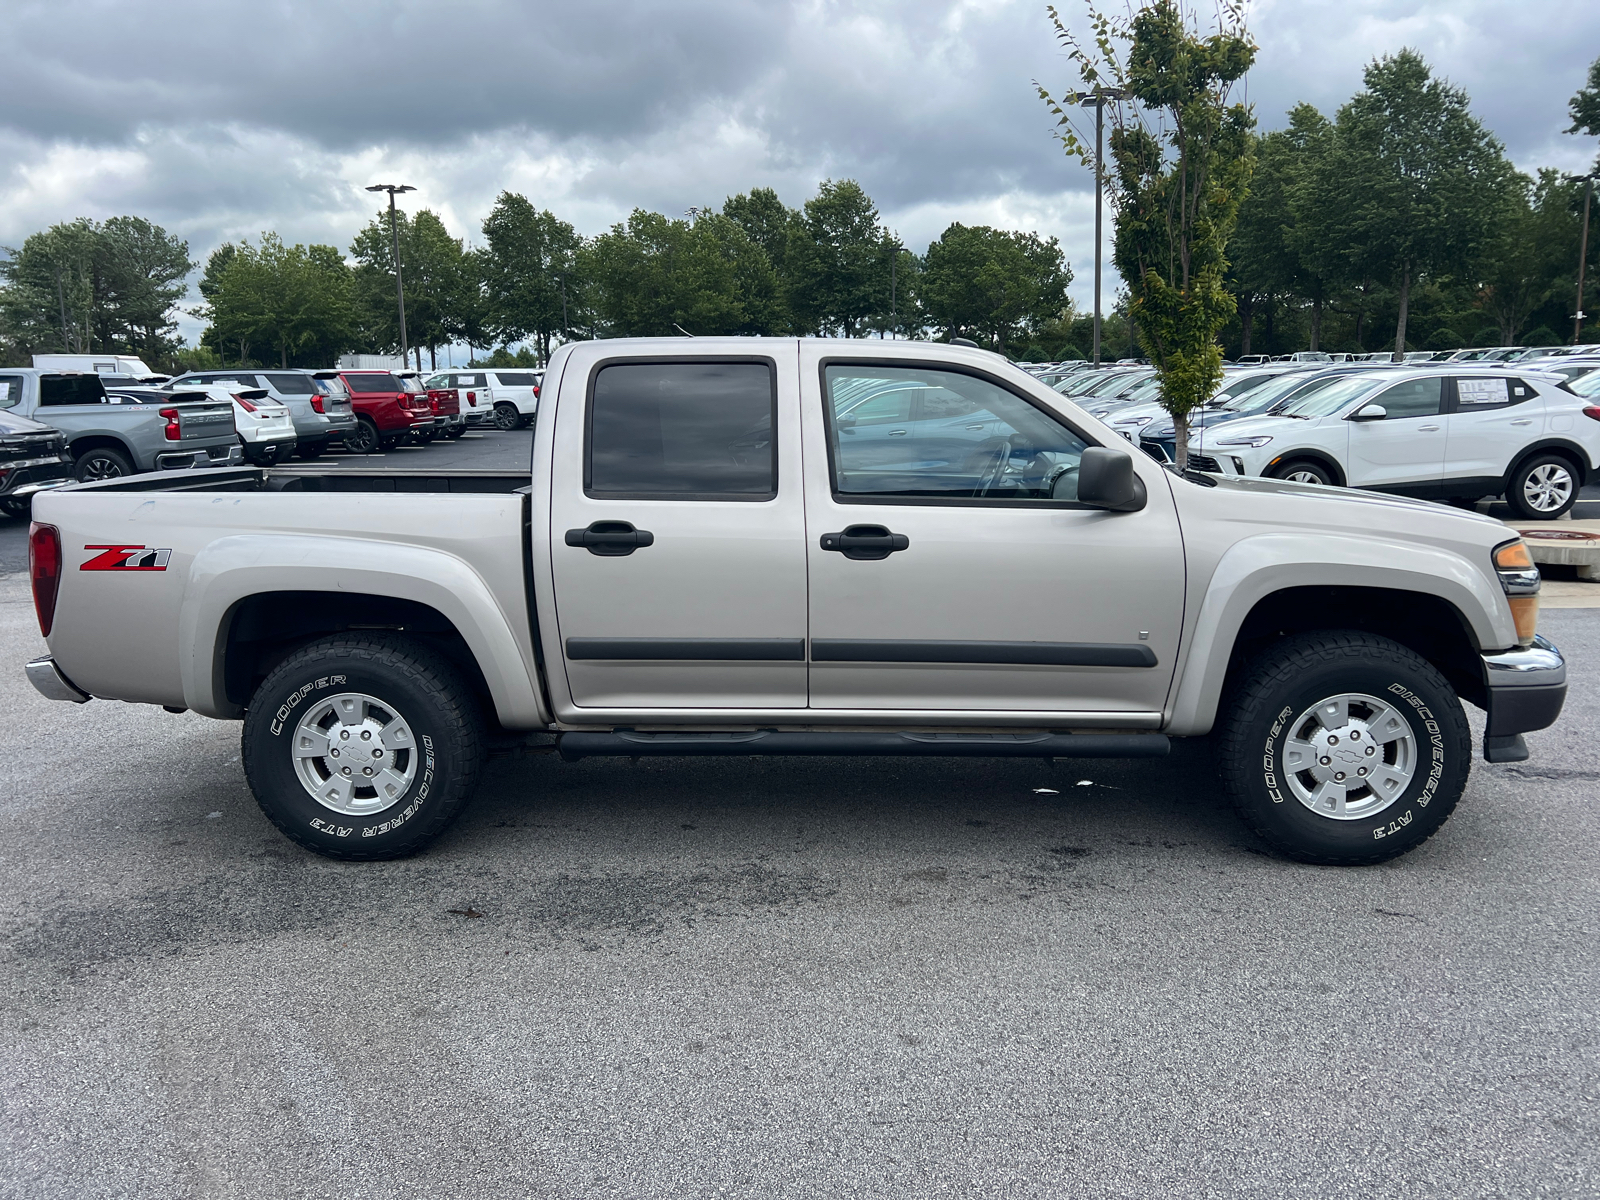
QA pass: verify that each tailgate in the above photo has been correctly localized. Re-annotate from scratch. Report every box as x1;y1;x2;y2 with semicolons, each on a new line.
428;389;460;415
172;400;237;441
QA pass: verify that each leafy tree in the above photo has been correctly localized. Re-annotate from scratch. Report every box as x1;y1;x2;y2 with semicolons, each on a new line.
479;193;582;363
352;208;478;369
0;216;192;365
580;209;757;337
1476;170;1580;344
1040;0;1256;469
722;187;804;331
1312;50;1516;357
919;223;1071;354
787;179;893;336
199;234;354;368
1569;53;1600;151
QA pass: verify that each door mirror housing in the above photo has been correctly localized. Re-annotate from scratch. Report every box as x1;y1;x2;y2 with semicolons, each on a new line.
1350;403;1387;421
1076;446;1147;512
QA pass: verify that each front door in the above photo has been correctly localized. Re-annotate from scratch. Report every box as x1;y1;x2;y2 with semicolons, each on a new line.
801;350;1184;716
1345;375;1446;495
549;347;808;710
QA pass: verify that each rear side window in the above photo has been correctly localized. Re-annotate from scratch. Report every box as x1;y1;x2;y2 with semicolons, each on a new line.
496;373;538;386
313;377;348;395
586;360;776;500
265;373;316;395
39;375;108;406
1454;377;1510;408
0;375;22;409
344;374;401;393
452;374;483;387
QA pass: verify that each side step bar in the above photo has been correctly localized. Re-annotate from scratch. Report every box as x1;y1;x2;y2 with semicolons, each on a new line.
557;730;1169;762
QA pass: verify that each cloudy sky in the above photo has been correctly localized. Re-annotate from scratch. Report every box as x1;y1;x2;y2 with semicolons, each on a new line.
4;0;1597;347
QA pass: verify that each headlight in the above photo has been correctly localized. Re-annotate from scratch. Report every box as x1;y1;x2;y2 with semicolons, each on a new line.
1493;539;1540;645
1215;434;1274;448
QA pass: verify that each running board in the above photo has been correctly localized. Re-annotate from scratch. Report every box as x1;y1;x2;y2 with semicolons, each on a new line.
557;730;1169;762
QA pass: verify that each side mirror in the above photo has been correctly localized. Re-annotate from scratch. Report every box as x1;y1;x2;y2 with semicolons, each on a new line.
1350;404;1387;421
1076;446;1147;512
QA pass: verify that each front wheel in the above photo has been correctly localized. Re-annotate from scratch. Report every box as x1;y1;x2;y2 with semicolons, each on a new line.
1215;631;1470;865
241;634;485;860
1506;454;1578;520
1269;459;1335;486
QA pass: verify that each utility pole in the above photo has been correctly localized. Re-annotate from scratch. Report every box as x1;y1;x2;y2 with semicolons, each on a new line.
1078;87;1127;366
366;183;416;367
890;245;914;339
1571;174;1595;345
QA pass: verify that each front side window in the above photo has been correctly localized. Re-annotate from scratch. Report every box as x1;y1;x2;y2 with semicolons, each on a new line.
0;375;23;409
1369;376;1443;420
424;374;449;390
587;361;775;500
824;363;1089;503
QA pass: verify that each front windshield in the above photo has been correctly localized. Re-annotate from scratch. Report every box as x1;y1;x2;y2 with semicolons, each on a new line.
1082;371;1152;398
1209;372;1281;406
1057;371;1127;396
1222;371;1318;412
1120;374;1166;403
1275;375;1386;418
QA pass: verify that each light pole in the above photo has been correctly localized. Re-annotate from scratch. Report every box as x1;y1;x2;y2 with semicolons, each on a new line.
366;183;416;367
890;245;914;339
1569;174;1596;345
1078;87;1127;366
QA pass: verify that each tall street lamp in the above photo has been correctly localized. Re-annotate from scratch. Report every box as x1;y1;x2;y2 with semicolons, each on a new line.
366;183;416;367
890;245;915;339
1078;87;1127;366
1569;173;1596;345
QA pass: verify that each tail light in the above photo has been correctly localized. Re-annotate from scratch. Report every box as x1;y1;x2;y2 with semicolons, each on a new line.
30;522;62;637
466;391;476;406
532;385;540;398
1584;406;1600;422
310;394;326;414
234;394;258;413
159;407;181;440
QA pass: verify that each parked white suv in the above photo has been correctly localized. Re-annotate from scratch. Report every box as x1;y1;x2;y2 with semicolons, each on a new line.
1186;367;1600;518
423;370;541;431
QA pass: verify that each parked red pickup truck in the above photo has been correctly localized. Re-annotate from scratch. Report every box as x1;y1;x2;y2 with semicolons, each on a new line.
336;371;434;453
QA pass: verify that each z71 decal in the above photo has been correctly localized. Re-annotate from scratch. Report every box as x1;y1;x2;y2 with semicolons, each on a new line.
81;545;171;571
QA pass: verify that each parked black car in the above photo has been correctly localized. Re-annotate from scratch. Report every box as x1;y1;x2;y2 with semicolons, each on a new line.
0;407;73;517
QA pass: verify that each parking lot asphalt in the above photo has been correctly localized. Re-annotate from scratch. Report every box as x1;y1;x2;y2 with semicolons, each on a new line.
0;428;1597;1197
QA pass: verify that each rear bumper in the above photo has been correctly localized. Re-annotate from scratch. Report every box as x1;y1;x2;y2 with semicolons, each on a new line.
26;656;90;703
1480;635;1566;762
157;444;244;470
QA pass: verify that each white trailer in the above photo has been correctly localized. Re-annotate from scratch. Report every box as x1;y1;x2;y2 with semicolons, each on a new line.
32;354;156;376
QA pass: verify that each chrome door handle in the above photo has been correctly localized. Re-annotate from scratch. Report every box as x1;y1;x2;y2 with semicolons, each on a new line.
1510;419;1533;426
887;428;908;436
1419;424;1441;431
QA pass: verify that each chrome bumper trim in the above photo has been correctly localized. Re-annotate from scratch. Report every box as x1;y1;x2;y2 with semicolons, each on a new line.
1482;634;1565;688
26;657;90;703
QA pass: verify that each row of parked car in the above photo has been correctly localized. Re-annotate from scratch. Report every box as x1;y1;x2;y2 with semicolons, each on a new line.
0;364;545;515
1020;354;1600;519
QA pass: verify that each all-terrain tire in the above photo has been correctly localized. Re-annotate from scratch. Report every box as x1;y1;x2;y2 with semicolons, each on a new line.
1215;631;1470;865
241;634;485;860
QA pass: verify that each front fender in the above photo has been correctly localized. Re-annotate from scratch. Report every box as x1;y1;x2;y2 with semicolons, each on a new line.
179;534;548;726
1164;532;1512;737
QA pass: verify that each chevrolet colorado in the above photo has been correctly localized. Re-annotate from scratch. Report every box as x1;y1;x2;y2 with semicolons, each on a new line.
23;339;1567;865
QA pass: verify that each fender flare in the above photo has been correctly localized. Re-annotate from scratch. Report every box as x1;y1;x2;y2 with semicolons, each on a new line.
1503;438;1593;488
1164;532;1511;737
178;533;549;726
1260;448;1346;486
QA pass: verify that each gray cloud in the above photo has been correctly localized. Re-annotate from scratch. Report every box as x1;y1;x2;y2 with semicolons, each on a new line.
2;0;1597;333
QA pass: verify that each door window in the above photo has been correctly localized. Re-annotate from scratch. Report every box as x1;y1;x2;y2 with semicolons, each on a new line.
1369;377;1443;419
586;360;776;500
0;375;22;409
823;363;1089;503
495;373;538;387
344;374;402;393
265;373;316;395
452;374;482;387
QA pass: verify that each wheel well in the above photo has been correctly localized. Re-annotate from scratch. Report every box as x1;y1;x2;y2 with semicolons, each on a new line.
1505;442;1588;489
1226;586;1486;709
67;435;134;462
1265;451;1345;486
220;591;494;714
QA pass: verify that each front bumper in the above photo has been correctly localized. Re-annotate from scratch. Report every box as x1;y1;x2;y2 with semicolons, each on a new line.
0;455;72;498
1480;635;1566;762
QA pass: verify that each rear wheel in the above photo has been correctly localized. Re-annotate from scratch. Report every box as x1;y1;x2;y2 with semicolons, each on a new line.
1215;631;1470;865
241;634;485;860
1506;453;1578;520
74;447;134;482
343;417;380;455
1269;459;1335;486
492;403;520;431
0;497;31;518
445;426;466;439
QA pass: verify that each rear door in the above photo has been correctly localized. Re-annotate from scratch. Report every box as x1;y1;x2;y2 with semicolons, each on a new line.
800;349;1184;716
548;345;808;711
1442;375;1543;492
1345;375;1446;495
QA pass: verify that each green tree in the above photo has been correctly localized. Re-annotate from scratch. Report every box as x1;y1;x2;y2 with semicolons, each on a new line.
1476;170;1580;345
199;234;354;368
722;187;803;331
1569;53;1600;151
920;223;1071;354
787;179;893;336
1040;0;1256;469
479;193;582;363
352;207;478;369
1312;50;1516;357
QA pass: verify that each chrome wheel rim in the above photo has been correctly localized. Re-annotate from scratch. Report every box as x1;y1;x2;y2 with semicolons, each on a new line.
1281;692;1415;821
1522;463;1573;513
1283;468;1324;485
291;691;417;816
80;455;124;481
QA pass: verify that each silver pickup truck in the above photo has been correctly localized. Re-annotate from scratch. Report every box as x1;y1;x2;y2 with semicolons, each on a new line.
23;339;1567;866
1;368;241;481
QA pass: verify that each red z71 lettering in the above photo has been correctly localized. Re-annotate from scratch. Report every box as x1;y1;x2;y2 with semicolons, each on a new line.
81;545;171;571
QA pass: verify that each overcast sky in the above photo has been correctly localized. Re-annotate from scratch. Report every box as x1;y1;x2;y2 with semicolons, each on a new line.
3;0;1597;348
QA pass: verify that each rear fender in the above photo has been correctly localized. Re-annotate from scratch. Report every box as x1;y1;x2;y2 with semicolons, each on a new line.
179;534;548;726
